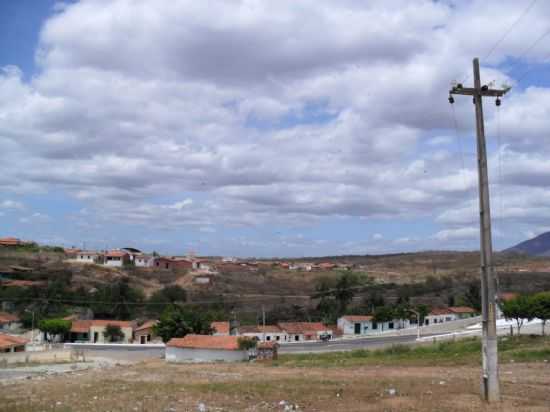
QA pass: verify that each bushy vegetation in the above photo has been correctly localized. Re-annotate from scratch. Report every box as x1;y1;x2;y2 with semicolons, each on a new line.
153;304;215;342
501;292;550;335
103;324;125;342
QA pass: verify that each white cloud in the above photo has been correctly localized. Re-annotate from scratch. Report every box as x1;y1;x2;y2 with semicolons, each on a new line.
1;1;550;252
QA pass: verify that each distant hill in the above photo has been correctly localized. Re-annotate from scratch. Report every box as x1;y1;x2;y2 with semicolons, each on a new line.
505;232;550;257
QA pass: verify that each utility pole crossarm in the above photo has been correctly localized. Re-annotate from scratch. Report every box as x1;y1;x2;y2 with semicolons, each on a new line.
450;86;511;97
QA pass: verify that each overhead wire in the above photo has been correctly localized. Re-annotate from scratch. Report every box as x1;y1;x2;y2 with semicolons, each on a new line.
454;0;539;84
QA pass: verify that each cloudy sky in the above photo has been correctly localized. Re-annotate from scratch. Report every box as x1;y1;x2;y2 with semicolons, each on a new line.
1;0;550;257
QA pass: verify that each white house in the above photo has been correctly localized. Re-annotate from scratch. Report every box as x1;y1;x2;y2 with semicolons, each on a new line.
277;322;333;342
75;251;102;264
239;325;288;343
134;254;156;267
337;315;411;336
424;307;477;326
166;334;249;363
0;312;21;332
68;320;134;343
0;333;28;353
104;250;130;267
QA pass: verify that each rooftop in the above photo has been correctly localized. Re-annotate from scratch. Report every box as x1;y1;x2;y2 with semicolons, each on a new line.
211;321;230;334
167;334;241;351
0;333;28;350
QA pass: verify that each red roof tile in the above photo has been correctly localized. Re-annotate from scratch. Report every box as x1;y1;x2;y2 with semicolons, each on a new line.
211;321;230;334
341;315;373;322
105;250;129;258
277;322;330;334
0;333;28;350
167;334;241;351
448;306;476;314
70;319;133;333
135;320;158;332
0;312;19;324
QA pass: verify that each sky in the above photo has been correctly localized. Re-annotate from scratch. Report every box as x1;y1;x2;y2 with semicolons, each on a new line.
1;0;550;257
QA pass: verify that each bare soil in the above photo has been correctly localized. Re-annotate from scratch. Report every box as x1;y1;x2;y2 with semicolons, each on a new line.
1;359;549;411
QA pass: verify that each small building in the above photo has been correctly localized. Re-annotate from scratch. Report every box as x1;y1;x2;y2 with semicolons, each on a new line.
0;237;24;247
154;257;194;271
240;325;288;343
134;254;156;268
256;341;279;361
68;320;134;343
337;315;411;336
211;321;230;336
0;333;28;353
64;248;81;258
0;312;21;332
75;251;102;264
277;322;333;342
104;250;130;267
424;306;477;326
166;334;249;363
134;320;159;344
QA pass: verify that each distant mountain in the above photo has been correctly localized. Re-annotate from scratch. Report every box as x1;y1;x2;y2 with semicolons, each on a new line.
505;232;550;257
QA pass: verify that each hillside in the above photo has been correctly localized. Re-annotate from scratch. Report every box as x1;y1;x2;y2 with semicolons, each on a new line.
2;247;550;323
505;231;550;256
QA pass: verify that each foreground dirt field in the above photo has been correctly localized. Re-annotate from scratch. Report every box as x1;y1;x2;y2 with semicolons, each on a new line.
1;359;549;411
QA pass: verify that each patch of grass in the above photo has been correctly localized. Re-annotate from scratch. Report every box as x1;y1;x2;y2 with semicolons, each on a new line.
275;336;550;368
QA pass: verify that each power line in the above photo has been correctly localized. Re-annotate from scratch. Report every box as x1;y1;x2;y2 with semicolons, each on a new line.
482;0;538;62
455;0;538;84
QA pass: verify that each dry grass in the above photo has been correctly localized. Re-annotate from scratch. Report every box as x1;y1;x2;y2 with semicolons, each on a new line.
1;355;549;411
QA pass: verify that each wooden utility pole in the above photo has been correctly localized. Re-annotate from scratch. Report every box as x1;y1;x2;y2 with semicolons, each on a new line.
449;57;510;402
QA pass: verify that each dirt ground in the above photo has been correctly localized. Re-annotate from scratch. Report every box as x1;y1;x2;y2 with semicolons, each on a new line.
1;359;549;411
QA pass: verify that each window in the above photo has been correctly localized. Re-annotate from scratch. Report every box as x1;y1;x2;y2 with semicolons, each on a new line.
266;336;271;341
372;322;378;330
388;322;394;329
295;335;299;341
165;263;169;269
276;336;280;341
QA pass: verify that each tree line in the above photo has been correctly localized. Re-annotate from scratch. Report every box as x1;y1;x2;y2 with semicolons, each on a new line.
500;292;550;335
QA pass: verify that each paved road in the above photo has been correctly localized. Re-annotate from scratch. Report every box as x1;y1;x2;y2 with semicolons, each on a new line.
279;333;437;353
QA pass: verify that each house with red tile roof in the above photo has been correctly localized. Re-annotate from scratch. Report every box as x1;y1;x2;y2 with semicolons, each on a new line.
277;322;333;342
134;320;159;344
154;257;194;271
337;315;412;336
0;312;21;332
210;321;230;336
104;250;131;267
68;320;135;343
239;324;288;343
74;251;103;264
0;237;24;247
0;333;28;352
166;334;249;363
424;306;478;326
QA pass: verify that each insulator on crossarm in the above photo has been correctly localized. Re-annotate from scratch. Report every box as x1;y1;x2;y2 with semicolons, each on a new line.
448;95;455;104
495;98;501;107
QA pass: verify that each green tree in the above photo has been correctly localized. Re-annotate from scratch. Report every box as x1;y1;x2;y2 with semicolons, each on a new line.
464;281;481;311
334;272;361;314
500;295;534;335
153;305;214;343
237;337;257;350
531;292;550;336
373;306;395;331
414;304;430;326
103;324;125;342
147;285;187;316
92;279;145;320
38;318;71;341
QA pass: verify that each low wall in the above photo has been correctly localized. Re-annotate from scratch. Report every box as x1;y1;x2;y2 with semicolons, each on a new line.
0;349;73;366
